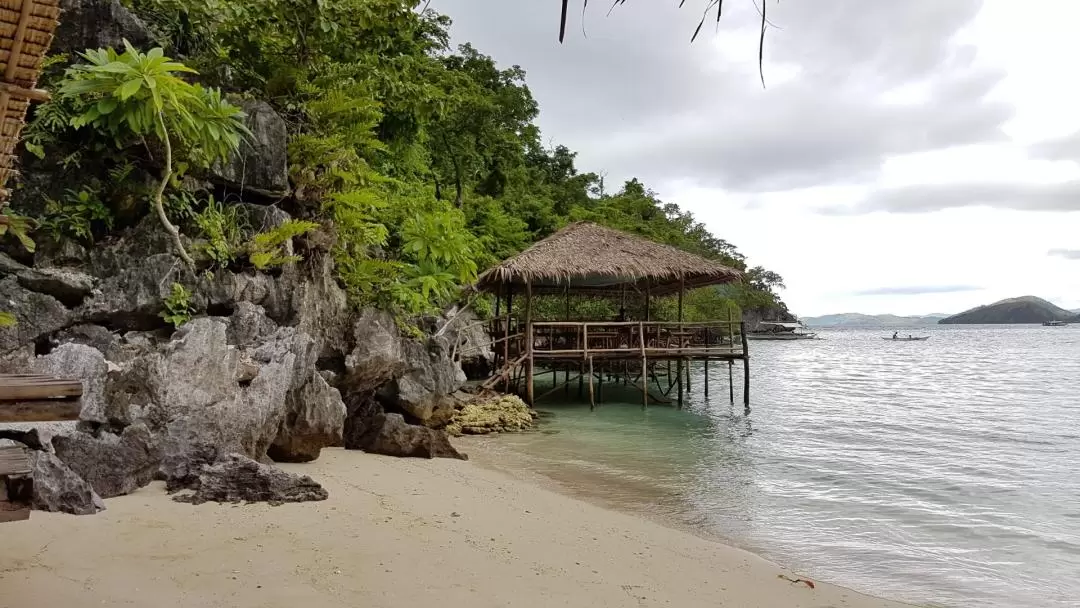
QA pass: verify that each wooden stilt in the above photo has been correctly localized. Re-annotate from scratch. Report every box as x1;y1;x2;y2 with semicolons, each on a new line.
685;357;691;391
587;356;595;410
503;287;513;393
577;361;584;397
639;321;648;409
704;359;710;397
525;282;534;406
741;320;750;412
676;358;683;409
728;360;735;405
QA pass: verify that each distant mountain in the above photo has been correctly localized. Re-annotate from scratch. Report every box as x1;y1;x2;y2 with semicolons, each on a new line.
802;313;948;328
938;296;1078;324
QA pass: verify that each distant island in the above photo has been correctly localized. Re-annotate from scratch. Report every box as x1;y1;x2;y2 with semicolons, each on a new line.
802;313;948;328
937;296;1079;324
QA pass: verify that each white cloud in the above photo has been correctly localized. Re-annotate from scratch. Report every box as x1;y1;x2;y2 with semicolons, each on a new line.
433;0;1080;315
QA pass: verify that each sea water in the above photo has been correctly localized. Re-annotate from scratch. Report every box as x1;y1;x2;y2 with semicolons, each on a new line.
471;325;1080;608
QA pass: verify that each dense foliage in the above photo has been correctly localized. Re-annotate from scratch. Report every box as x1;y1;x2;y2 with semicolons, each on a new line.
10;0;787;321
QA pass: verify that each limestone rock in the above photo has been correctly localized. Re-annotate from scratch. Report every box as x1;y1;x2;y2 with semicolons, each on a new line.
78;253;188;330
268;372;346;463
54;0;155;57
440;306;494;380
382;338;466;427
226;302;277;348
209;100;289;197
30;451;106;515
173;454;327;506
30;343;110;428
51;423;162;499
344;308;406;394
345;412;465;460
445;394;535;436
152;320;296;486
0;276;72;355
55;324;121;357
16;267;95;307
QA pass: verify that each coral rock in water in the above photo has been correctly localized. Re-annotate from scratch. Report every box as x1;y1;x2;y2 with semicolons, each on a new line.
445;395;535;437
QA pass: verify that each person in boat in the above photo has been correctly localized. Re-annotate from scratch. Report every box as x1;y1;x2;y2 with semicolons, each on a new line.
892;331;898;340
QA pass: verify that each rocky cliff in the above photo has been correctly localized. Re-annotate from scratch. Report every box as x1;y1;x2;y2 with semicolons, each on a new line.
0;0;484;515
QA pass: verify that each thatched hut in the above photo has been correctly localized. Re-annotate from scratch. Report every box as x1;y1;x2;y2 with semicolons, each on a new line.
0;0;61;206
472;222;750;409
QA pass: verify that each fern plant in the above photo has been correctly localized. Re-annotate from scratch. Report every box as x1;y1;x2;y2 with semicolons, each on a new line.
192;195;242;268
246;219;319;270
39;187;113;243
60;41;248;266
0;208;37;252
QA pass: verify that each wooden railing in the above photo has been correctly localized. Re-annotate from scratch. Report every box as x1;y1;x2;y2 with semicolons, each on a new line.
527;321;745;357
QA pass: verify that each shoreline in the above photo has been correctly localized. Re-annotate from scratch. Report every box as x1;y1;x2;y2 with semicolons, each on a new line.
1;448;912;608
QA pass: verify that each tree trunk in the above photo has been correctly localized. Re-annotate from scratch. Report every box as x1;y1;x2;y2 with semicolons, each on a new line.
154;112;194;267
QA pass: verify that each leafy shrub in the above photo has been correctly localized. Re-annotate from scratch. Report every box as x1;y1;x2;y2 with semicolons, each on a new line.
160;282;194;328
192;196;243;268
39;187;113;243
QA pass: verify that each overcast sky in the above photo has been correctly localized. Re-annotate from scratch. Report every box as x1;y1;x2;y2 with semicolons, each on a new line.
432;0;1080;316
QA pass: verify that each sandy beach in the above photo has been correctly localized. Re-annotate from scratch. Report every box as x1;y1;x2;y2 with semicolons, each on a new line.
0;448;911;608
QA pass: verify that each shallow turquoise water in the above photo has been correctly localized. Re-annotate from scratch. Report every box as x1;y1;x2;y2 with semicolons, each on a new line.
477;325;1080;608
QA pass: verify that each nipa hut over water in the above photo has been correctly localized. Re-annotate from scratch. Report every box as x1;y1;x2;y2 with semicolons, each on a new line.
472;222;752;410
0;0;60;204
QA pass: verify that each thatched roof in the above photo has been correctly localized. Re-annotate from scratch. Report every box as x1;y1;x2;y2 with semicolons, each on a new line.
0;0;61;204
474;222;742;296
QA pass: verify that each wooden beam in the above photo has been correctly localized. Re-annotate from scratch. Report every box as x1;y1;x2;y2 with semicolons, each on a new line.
0;377;83;400
0;399;81;422
0;501;30;523
3;0;34;82
0;446;30;476
0;81;49;102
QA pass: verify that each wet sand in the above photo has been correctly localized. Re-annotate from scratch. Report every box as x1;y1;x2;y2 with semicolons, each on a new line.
0;448;912;608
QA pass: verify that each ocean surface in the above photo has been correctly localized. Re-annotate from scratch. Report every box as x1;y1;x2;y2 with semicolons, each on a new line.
471;325;1080;608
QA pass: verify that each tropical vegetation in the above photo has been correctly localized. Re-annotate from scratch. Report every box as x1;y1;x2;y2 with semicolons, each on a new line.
5;0;788;323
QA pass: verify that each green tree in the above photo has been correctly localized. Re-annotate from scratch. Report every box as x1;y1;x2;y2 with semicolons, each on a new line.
60;41;247;265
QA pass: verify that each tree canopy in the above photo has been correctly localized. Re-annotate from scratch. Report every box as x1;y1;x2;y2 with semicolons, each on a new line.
12;0;788;322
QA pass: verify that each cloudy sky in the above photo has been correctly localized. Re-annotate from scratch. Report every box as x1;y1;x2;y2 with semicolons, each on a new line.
432;0;1080;316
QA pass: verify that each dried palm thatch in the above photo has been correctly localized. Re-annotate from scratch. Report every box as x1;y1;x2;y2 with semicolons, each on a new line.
474;221;741;296
0;0;60;208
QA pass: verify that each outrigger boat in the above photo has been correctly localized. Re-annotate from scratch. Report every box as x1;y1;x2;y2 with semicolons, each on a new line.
883;334;930;341
747;321;819;340
1042;320;1069;327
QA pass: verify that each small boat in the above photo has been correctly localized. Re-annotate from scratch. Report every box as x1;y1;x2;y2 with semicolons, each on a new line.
883;335;930;341
747;321;819;340
1043;320;1069;327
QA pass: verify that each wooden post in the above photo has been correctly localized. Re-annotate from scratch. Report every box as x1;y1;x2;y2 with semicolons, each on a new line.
676;358;683;409
638;321;648;409
564;285;571;397
704;327;710;397
525;282;534;406
504;286;513;392
685;357;692;391
728;360;735;405
598;361;604;403
741;320;750;411
588;355;595;410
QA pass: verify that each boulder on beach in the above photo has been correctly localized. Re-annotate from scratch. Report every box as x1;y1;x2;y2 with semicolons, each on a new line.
173;454;328;506
344;412;466;460
30;451;106;515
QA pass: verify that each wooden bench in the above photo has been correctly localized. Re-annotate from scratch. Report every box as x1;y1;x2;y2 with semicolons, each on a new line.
0;373;83;522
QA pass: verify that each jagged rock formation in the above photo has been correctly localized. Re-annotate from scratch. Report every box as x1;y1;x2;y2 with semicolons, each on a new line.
173;454;328;506
0;0;472;516
30;451;106;515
